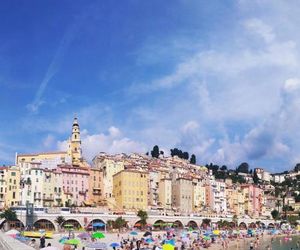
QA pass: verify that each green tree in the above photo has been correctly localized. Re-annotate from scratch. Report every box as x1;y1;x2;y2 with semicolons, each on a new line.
253;172;259;184
236;162;249;173
271;210;279;220
151;145;160;158
220;165;227;171
190;154;196;164
114;217;127;231
137;210;148;229
0;208;18;231
55;216;65;231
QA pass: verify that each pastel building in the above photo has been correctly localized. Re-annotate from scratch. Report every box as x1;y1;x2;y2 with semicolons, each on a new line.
58;164;90;206
242;184;263;218
0;166;20;208
206;179;227;215
88;167;104;206
193;178;206;212
158;178;172;210
19;162;44;207
93;154;125;208
43;169;65;207
113;170;148;211
226;185;245;216
172;177;193;214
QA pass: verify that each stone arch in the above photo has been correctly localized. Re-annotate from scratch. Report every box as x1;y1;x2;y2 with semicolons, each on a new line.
229;221;236;228
133;220;143;229
33;219;55;231
86;219;106;231
248;222;256;229
260;222;266;229
239;222;247;229
187;220;198;229
62;219;82;229
153;220;165;230
267;223;275;229
173;220;184;229
0;219;24;230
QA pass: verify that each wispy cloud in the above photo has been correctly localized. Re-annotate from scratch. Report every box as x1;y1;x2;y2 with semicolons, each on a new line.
26;24;77;113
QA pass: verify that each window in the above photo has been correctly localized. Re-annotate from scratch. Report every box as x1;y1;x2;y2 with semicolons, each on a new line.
11;172;16;176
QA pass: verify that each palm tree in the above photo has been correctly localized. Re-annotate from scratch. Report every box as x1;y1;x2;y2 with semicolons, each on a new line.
137;210;148;230
0;208;18;231
114;217;126;232
106;220;114;231
275;200;281;213
55;216;65;231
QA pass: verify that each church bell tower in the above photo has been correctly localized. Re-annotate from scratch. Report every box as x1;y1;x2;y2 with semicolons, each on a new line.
68;117;82;163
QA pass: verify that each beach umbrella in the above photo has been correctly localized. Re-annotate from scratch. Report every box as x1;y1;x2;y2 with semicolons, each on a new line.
64;224;74;228
93;222;105;227
162;244;174;250
92;231;105;239
145;238;154;244
143;231;152;237
65;238;81;245
85;242;107;249
110;242;120;247
203;236;211;241
15;235;30;242
130;231;138;235
77;232;90;239
59;236;69;243
165;239;175;246
213;230;220;235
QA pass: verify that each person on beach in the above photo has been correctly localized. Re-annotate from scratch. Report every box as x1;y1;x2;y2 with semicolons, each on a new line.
249;241;254;250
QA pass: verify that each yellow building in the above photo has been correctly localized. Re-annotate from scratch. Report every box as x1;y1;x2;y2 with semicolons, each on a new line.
193;179;206;212
113;170;148;211
43;169;66;207
158;178;172;210
88;168;104;206
93;155;125;208
226;185;245;216
67;117;82;163
0;166;20;208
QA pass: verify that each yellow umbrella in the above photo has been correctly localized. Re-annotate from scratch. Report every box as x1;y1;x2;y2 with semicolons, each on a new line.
163;244;174;250
213;230;220;235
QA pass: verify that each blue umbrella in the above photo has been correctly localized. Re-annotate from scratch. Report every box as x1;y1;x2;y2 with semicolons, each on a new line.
110;242;120;247
145;238;154;243
165;239;175;246
93;222;105;227
130;231;138;235
15;235;30;242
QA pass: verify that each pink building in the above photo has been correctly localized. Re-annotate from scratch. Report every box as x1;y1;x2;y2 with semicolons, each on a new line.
241;184;263;218
57;164;90;206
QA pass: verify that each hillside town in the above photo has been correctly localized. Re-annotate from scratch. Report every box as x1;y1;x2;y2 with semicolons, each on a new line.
0;118;298;223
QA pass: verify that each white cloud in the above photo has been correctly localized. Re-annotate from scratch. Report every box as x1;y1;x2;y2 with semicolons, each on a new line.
244;18;275;43
284;78;300;92
57;126;146;161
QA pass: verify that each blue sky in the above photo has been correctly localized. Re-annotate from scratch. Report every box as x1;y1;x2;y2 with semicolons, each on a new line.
1;0;300;172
